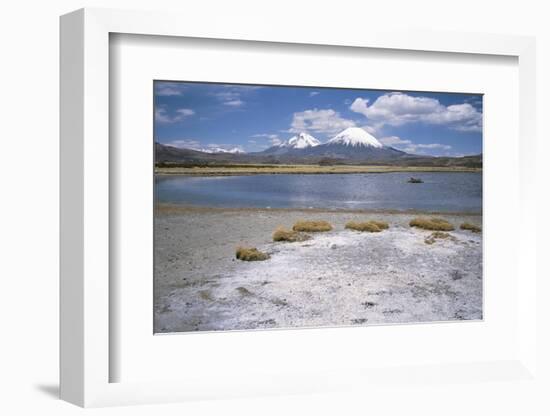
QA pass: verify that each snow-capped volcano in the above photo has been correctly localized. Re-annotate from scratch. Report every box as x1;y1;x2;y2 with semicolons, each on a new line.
327;127;383;148
255;127;405;161
279;133;320;149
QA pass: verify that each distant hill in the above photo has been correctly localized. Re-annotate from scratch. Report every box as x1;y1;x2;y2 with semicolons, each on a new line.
155;128;482;169
387;154;482;169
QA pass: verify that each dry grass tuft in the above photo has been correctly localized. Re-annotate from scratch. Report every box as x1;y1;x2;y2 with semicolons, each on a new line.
236;246;270;261
424;231;457;245
410;217;455;231
272;227;311;242
460;222;482;233
199;290;213;301
370;220;389;230
345;221;384;233
292;220;333;232
236;287;254;296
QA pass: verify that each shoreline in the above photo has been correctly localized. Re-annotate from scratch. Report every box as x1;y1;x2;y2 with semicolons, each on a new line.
155;203;482;217
155;165;482;176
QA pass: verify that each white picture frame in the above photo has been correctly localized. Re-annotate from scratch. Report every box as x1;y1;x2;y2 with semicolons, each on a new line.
60;7;538;407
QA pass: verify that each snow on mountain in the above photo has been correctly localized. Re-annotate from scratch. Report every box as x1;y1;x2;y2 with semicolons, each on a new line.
326;127;383;148
202;147;245;154
279;133;320;149
218;147;245;154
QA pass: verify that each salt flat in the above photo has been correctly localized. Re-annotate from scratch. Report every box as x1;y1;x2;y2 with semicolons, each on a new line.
154;207;482;333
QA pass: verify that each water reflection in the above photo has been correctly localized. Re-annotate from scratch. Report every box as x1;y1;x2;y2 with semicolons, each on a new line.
155;172;482;213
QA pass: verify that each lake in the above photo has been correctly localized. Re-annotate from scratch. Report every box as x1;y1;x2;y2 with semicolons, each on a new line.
155;172;482;213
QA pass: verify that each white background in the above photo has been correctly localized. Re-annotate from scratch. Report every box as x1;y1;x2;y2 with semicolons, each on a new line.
1;0;549;415
112;34;519;384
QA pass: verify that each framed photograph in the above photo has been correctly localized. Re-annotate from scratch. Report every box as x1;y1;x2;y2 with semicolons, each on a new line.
60;8;538;407
153;81;484;334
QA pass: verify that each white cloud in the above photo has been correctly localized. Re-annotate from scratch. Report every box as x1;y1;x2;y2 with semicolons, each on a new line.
211;86;262;108
379;135;412;146
401;146;421;154
155;108;171;123
289;109;355;135
416;143;452;150
400;143;452;154
251;133;278;138
155;107;195;123
223;99;244;107
350;92;482;132
165;139;202;149
349;97;370;117
254;133;279;139
361;124;380;135
378;135;452;155
155;82;185;96
251;133;282;146
247;137;272;151
214;91;240;101
175;108;195;117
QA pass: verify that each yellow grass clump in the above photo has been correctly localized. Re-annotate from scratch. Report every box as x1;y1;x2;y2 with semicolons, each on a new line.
345;220;388;233
272;227;311;242
292;220;333;232
460;222;482;233
409;217;455;231
236;246;270;261
370;220;389;230
424;231;457;245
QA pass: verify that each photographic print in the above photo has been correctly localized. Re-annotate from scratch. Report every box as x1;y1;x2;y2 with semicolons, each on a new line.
154;81;482;333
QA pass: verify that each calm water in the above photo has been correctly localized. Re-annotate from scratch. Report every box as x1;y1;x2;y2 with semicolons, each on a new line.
155;172;482;213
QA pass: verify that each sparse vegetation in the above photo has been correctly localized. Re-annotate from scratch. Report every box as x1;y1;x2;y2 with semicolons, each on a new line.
236;246;270;261
155;164;481;176
199;290;213;301
345;221;385;233
410;217;455;231
272;227;311;242
424;231;457;245
371;220;389;230
460;222;482;233
293;220;333;232
236;286;254;296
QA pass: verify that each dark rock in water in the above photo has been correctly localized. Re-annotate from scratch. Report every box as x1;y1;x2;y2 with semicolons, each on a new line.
407;177;424;183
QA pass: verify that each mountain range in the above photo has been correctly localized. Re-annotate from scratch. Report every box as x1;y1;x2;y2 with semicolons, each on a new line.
258;128;406;162
156;127;482;168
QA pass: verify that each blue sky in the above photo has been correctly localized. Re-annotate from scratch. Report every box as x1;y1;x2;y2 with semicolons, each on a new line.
154;81;483;156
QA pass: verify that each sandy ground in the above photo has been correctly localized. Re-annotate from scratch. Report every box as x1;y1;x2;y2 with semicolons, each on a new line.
154;206;482;333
